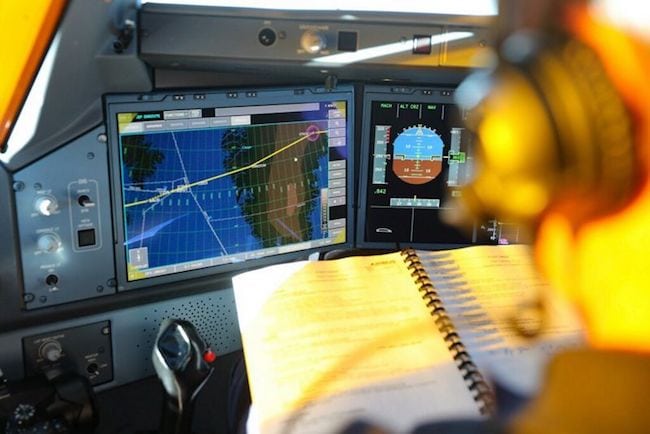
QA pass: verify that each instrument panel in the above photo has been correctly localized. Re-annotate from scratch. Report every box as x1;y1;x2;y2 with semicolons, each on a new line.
12;84;521;312
0;2;500;393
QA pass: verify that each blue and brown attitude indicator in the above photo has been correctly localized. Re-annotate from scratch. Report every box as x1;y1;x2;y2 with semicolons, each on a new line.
392;125;444;185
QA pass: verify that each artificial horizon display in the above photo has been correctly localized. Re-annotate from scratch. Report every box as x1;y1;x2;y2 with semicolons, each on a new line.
358;86;522;247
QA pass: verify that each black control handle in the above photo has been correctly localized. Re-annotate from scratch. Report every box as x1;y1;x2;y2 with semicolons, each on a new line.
153;319;215;434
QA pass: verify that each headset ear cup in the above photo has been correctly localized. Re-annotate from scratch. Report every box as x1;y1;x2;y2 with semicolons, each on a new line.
460;63;559;223
553;39;636;220
462;32;636;227
525;37;636;224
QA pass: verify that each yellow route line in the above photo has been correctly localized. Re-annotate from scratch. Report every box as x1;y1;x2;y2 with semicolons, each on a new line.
125;129;326;208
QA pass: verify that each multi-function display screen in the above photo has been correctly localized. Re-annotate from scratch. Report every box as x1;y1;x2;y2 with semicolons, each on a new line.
108;88;352;283
358;86;522;247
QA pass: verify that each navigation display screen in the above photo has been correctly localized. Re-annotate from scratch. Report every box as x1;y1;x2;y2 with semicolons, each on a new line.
358;86;521;247
107;87;352;285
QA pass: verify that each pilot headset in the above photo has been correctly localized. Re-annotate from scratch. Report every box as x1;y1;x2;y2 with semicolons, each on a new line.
452;21;638;230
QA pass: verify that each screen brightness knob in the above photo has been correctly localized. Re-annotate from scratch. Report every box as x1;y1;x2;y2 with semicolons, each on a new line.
301;30;327;54
39;340;63;362
37;233;62;253
34;196;58;216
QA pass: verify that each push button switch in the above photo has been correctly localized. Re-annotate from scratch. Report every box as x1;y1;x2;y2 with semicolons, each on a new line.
77;228;96;247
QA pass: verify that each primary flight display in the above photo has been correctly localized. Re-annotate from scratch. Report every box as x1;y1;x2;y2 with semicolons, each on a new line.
358;86;522;247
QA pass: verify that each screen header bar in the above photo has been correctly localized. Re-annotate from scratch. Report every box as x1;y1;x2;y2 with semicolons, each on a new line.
213;102;320;117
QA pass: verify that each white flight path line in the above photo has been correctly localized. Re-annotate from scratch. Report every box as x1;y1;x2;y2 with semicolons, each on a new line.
137;177;187;249
139;199;164;249
171;132;229;256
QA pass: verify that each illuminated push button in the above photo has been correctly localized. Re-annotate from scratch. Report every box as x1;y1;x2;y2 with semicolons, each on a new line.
301;30;327;54
40;341;63;362
34;196;58;216
37;233;61;253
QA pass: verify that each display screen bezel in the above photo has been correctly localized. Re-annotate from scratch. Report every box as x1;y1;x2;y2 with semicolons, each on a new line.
356;84;479;250
106;85;355;291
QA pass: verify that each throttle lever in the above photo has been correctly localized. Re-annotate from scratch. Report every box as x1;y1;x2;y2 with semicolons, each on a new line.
153;319;215;434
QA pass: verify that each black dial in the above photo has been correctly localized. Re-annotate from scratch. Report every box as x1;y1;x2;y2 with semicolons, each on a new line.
258;28;276;46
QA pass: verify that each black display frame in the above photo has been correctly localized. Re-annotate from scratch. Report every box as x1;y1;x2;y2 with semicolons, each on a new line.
356;84;478;250
105;85;355;292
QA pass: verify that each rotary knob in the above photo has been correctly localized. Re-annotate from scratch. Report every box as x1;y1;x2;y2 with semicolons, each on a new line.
37;233;62;253
300;30;327;54
34;195;58;216
12;403;37;427
39;340;63;362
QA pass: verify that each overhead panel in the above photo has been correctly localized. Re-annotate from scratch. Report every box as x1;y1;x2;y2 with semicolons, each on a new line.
139;5;492;83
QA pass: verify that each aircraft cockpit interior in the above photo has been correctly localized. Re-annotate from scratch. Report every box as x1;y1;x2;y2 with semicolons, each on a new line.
2;0;649;433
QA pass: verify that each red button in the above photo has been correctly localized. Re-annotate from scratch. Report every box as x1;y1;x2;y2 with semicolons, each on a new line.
202;349;217;363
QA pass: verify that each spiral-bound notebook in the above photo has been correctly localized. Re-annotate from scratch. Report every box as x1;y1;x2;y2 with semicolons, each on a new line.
232;245;582;434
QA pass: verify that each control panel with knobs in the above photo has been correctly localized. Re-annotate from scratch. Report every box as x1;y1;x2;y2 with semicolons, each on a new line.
13;127;116;309
23;321;113;386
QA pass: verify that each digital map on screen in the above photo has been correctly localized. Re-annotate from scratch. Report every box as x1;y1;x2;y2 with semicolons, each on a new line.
116;101;348;280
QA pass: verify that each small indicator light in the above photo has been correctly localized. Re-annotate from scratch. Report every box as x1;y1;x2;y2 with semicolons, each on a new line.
202;349;217;363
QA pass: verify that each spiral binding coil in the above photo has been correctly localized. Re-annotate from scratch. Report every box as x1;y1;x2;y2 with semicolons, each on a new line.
401;249;496;415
